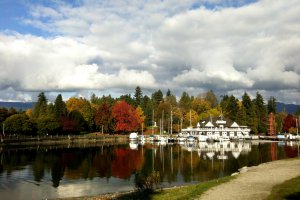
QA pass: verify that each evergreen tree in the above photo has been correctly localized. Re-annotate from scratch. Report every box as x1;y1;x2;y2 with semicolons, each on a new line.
166;89;171;97
152;90;163;106
254;92;267;133
54;94;67;118
205;90;218;108
179;91;191;111
33;92;48;118
227;95;239;121
141;95;154;127
237;105;247;125
242;92;252;111
267;96;277;114
134;86;143;107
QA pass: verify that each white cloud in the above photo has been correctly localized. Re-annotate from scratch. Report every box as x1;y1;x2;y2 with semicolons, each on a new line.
0;0;300;104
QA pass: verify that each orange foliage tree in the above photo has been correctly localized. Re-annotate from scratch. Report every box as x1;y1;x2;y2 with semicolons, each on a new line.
112;100;141;133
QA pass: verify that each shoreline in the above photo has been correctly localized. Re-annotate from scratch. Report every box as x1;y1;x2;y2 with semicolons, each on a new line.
53;158;300;200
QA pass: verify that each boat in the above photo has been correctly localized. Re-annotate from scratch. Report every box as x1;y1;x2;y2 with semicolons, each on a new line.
187;135;195;142
129;132;138;141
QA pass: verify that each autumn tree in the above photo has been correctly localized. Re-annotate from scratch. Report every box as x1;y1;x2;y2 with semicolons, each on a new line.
183;109;198;128
156;100;172;132
191;97;211;115
66;97;94;130
136;106;145;131
112;100;140;133
94;102;114;133
282;114;296;133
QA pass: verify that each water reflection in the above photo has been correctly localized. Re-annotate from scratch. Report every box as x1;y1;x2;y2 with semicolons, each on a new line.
0;141;299;199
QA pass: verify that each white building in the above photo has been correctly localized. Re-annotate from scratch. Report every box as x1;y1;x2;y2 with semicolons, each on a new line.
181;116;251;141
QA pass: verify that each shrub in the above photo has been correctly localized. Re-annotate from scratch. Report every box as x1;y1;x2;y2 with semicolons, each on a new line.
135;171;161;192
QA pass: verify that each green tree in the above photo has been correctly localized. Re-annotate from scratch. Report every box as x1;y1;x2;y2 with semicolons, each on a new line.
205;90;218;108
140;95;154;127
179;91;191;111
54;94;67;118
165;90;177;107
36;116;61;135
33;92;48;118
134;86;143;107
267;96;277;114
4;114;34;135
254;92;267;133
152;90;163;106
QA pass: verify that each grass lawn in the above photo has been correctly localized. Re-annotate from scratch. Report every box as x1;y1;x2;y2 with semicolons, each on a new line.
265;176;300;200
115;176;234;200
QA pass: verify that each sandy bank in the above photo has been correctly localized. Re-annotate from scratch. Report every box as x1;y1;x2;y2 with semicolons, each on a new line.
198;158;300;200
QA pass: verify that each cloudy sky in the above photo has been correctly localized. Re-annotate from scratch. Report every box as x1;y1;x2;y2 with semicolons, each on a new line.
0;0;299;104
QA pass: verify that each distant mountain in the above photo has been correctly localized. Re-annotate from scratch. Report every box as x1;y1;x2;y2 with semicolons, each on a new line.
0;102;35;111
277;102;299;114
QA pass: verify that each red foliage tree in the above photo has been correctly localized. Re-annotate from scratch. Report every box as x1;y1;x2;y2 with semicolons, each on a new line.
282;114;296;133
94;102;113;133
61;116;77;133
112;100;140;133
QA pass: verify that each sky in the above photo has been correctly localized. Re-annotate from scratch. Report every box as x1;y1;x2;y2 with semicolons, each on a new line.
0;0;299;104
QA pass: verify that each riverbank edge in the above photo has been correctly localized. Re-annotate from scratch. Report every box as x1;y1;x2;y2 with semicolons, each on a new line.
52;158;300;200
0;134;129;146
0;133;287;146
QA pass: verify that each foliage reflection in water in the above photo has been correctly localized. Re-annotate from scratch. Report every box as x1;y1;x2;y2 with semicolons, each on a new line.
0;141;299;200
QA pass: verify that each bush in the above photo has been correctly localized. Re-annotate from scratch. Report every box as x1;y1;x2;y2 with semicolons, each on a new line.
135;171;161;192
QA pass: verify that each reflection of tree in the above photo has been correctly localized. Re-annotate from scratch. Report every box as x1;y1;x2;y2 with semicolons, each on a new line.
32;152;45;182
93;148;113;178
112;148;144;179
51;156;65;187
284;146;298;158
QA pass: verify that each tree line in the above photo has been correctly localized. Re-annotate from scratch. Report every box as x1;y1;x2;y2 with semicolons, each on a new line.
1;87;299;136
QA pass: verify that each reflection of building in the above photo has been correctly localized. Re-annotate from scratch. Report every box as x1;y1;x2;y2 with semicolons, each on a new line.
180;141;252;160
181;116;251;141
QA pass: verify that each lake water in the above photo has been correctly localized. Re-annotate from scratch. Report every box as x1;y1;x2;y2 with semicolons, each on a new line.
0;141;299;200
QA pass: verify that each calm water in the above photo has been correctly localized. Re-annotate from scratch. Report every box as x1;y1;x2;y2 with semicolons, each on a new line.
0;141;299;200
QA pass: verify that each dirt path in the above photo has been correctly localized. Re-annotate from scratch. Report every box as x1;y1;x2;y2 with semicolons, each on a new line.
197;158;300;200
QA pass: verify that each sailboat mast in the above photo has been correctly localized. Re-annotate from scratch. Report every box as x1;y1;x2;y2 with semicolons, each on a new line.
170;109;173;135
190;110;192;127
152;109;154;135
162;110;164;135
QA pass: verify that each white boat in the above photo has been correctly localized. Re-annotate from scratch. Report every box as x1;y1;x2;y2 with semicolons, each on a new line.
187;135;195;142
197;134;208;142
129;132;138;140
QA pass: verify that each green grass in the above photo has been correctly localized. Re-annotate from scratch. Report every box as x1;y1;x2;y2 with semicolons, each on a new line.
265;176;300;200
115;176;234;200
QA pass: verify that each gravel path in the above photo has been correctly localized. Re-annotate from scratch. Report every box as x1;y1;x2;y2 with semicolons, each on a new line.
197;158;300;200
